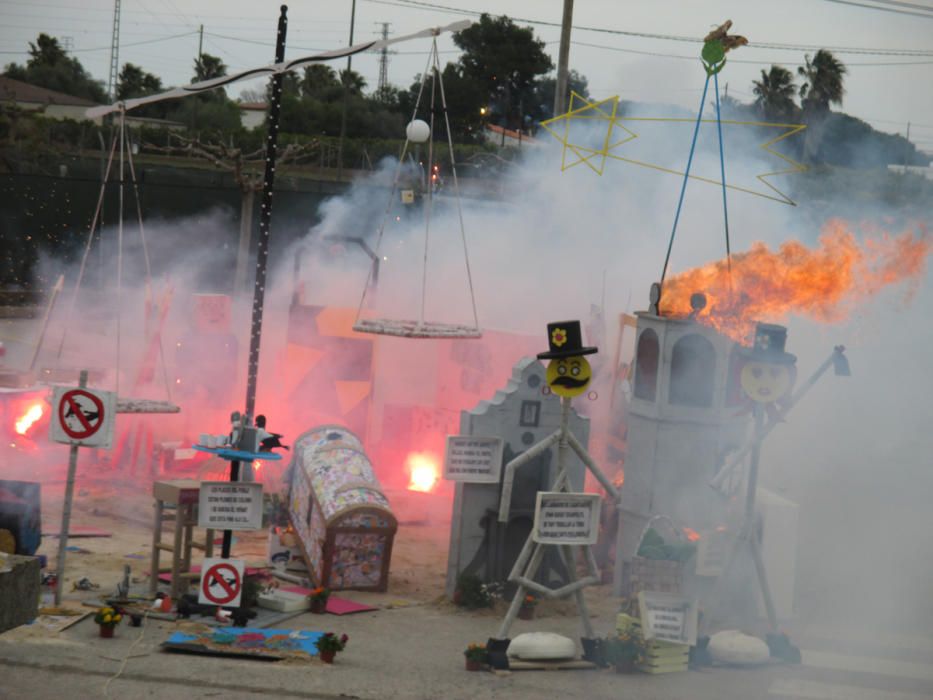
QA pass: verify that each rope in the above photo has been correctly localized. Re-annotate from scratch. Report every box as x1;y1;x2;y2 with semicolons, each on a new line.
659;74;710;290
55;134;119;362
713;72;733;291
433;37;480;332
354;47;433;325
102;609;150;698
116;108;125;398
123;126;173;402
419;39;438;327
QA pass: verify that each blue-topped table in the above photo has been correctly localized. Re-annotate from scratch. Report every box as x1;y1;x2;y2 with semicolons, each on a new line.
192;445;283;463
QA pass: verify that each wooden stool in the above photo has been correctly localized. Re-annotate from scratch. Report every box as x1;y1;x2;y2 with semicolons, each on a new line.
150;480;214;599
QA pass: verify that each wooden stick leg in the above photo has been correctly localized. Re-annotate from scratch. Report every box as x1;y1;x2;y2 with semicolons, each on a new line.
149;499;164;596
498;544;545;640
750;537;778;632
562;545;595;639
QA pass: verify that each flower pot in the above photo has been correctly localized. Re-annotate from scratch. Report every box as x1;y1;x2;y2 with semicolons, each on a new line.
99;624;115;638
615;657;638;674
465;658;483;671
310;598;328;614
319;650;336;664
517;605;535;621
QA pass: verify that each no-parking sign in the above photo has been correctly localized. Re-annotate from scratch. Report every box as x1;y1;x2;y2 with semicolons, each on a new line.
50;386;116;448
198;557;244;607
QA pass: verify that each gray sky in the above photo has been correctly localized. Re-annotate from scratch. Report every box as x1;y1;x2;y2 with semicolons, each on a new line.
2;0;932;149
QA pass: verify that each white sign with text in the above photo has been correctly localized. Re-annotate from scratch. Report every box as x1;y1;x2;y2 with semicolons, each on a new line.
637;591;698;646
444;436;504;483
532;492;601;545
198;481;263;531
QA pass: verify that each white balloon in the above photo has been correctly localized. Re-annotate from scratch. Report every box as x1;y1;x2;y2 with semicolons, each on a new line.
406;119;431;143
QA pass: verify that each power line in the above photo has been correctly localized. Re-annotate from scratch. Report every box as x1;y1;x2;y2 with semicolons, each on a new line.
362;0;933;56
570;39;933;67
820;0;933;17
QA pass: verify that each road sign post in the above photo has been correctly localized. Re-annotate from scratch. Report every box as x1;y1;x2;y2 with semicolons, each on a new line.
53;370;85;605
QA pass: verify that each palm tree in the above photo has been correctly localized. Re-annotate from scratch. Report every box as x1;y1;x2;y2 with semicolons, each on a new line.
797;50;846;117
193;53;227;83
752;66;797;121
796;50;846;162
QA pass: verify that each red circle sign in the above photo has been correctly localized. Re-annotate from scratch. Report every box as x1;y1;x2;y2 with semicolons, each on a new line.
201;562;242;605
57;389;105;440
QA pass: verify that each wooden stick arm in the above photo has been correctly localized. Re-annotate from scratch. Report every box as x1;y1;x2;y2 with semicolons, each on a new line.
566;431;620;502
709;349;837;490
498;431;561;522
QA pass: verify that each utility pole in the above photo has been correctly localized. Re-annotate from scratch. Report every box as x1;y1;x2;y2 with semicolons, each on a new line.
107;0;122;101
377;22;391;93
337;0;357;181
904;121;912;170
553;0;574;117
198;24;204;60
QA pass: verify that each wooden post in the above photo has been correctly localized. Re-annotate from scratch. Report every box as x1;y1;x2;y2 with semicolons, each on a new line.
53;369;87;605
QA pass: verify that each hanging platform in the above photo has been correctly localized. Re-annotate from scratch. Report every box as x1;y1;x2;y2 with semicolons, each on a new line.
352;318;481;339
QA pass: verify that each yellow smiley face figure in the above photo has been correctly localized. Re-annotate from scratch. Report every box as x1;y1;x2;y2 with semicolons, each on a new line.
740;361;792;404
546;355;593;398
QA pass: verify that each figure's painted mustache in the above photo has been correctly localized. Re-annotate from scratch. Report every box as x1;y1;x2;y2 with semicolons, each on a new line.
551;376;588;388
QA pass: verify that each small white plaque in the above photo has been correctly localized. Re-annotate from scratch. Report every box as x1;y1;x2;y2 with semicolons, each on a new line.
443;435;504;483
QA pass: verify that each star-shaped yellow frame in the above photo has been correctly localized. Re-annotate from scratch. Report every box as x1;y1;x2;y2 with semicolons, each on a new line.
538;92;638;175
539;92;807;205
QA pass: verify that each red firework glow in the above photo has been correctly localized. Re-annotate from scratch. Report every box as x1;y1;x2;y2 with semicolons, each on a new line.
406;453;439;493
659;219;932;343
15;403;44;435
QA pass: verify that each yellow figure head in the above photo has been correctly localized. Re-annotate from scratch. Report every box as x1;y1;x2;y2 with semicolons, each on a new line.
546;355;592;398
740;361;792;404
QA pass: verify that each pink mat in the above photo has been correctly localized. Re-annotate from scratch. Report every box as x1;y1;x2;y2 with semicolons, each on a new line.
43;526;113;538
278;587;378;615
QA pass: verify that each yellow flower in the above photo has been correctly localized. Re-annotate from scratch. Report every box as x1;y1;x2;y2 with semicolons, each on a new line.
103;614;112;623
113;615;122;622
551;328;568;347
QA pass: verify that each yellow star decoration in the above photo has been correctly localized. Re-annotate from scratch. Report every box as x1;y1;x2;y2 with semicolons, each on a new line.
540;93;808;205
538;92;637;175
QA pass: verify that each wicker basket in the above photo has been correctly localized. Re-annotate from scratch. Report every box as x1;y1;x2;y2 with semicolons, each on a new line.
625;515;685;597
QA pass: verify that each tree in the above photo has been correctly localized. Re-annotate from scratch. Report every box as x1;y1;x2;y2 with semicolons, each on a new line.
798;50;847;116
533;69;589;121
339;69;366;97
452;14;554;133
301;65;340;99
752;66;797;122
797;50;847;162
193;53;227;83
4;33;107;103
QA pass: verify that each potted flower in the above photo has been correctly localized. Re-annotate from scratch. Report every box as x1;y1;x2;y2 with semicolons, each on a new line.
517;594;537;620
463;642;487;671
309;586;330;614
315;632;348;664
604;629;646;673
94;606;123;638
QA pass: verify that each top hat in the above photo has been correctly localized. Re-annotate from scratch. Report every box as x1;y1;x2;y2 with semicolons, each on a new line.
739;322;796;365
537;320;598;360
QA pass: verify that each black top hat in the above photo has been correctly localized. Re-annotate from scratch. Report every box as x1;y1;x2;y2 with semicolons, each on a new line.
537;320;598;360
738;322;796;365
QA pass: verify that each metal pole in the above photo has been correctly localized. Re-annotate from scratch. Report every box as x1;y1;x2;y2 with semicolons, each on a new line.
54;369;87;605
243;4;288;424
553;0;574;116
221;459;240;559
337;0;357;180
746;405;778;631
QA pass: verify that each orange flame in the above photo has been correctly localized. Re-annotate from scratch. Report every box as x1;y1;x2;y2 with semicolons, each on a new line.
683;527;701;542
406;453;439;493
15;403;44;435
659;219;931;343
